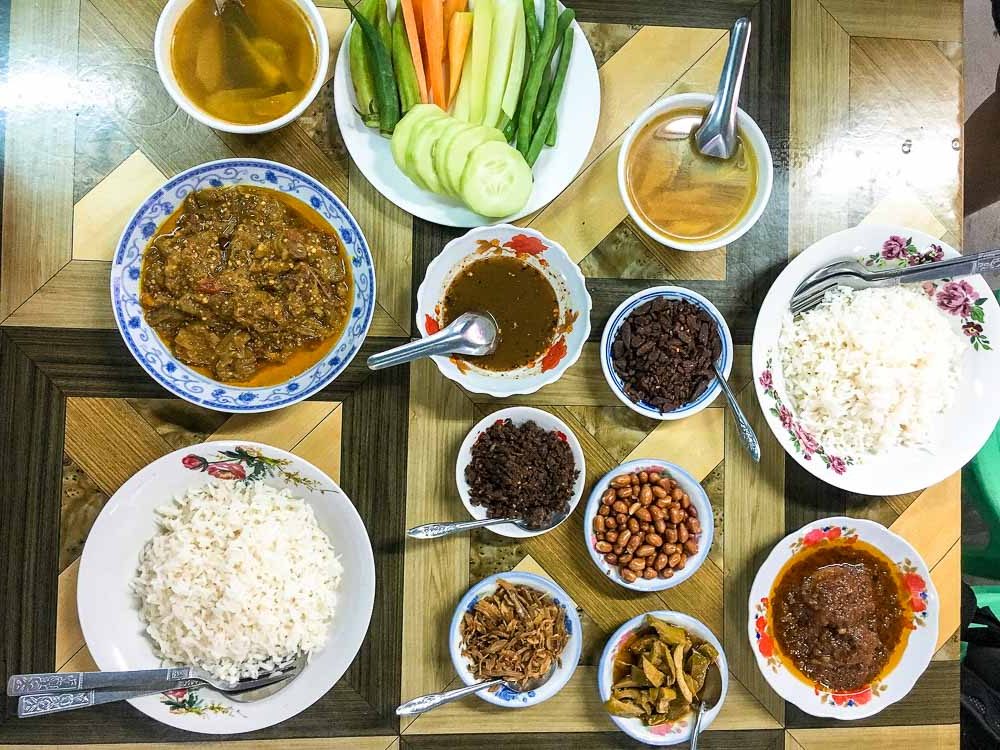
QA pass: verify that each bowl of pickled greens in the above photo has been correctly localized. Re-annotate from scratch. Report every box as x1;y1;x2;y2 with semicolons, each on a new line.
333;0;600;226
598;612;729;746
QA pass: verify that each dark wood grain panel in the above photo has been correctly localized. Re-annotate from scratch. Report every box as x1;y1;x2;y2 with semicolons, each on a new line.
402;730;785;749
567;0;757;27
783;454;848;535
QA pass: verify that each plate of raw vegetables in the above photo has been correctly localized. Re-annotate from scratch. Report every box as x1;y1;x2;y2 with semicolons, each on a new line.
333;0;600;227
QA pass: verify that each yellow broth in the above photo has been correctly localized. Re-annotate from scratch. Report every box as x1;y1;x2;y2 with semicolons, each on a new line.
626;107;758;244
170;0;318;125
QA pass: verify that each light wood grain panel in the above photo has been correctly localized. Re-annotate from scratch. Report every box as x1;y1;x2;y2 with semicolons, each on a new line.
860;188;947;239
529;37;728;262
889;472;960;571
405;665;779;734
58;645;98;674
65;398;173;495
73;151;166;261
290;405;344;484
348;161;412;333
626;218;727;281
55;559;84;670
402;360;474;706
623;407;725;483
1;0;79;319
789;725;958;750
0;740;399;750
209;402;338;448
931;541;960;652
820;0;961;42
724;382;785;724
785;732;807;750
318;7;351;83
789;0;850;256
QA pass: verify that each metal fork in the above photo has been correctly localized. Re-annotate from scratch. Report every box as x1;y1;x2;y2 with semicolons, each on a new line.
789;248;1000;316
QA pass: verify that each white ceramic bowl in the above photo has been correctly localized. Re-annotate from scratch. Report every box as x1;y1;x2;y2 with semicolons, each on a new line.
417;224;592;397
333;0;600;227
582;459;713;592
617;92;774;252
599;611;729;746
154;0;330;134
449;572;582;708
752;223;1000;495
456;406;586;538
748;516;938;719
76;440;376;734
601;286;733;420
110;158;376;413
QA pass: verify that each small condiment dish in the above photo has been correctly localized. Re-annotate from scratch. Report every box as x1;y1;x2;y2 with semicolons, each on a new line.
449;572;582;709
599;611;728;746
456;406;586;539
618;92;773;252
748;516;938;719
153;0;330;134
600;286;733;421
582;459;714;592
416;225;591;398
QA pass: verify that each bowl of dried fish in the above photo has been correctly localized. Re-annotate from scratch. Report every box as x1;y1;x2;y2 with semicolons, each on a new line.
599;611;728;746
449;572;582;708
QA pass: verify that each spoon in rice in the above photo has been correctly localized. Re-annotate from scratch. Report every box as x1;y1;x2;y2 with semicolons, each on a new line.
396;664;556;715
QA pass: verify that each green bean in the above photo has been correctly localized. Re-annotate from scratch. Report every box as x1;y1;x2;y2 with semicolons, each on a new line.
533;9;574;129
545;117;557;147
526;23;572;166
391;9;420;113
515;0;557;155
346;0;400;134
522;0;540;60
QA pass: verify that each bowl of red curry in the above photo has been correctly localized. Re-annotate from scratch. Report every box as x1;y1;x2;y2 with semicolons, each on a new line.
748;516;938;719
111;158;375;412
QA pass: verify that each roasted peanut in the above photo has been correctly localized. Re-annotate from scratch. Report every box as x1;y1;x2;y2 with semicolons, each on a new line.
658;477;671;489
649;506;665;521
593;516;606;533
635;507;652;523
605;517;616;530
665;527;678;543
598;505;611;517
668;507;685;525
638;471;648;483
640;522;652;533
687;517;701;534
616;513;628;526
628;557;646;572
595;541;612;553
612;500;628;514
654;553;669;570
687;505;699;518
662;543;679;555
622;568;638;583
631;474;640;486
659;568;674;579
649;472;661;483
652;485;668;499
619;553;633;565
671;487;684;501
678;524;689;543
655;497;670;509
617;529;632;547
684;539;699;555
613;543;624;555
628;502;641;516
654;518;667;535
605;531;618;544
639;485;653;505
616;486;633;499
626;535;642;554
604;553;618;565
601;488;616;505
636;544;657;558
643;568;658;580
681;494;690;509
645;532;663;547
668;552;681;567
611;474;631;488
627;517;640;534
677;554;687;570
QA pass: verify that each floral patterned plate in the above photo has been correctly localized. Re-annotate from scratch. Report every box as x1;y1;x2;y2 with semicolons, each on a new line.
416;224;592;397
752;223;1000;495
747;516;938;720
76;441;376;734
111;158;376;413
598;611;728;746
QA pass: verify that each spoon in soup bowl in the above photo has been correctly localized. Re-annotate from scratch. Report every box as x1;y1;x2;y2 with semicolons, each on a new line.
694;17;751;160
689;661;724;750
396;664;556;715
367;312;498;370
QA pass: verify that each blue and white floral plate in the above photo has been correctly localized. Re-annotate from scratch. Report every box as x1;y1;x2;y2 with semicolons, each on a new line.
110;158;376;413
449;572;582;708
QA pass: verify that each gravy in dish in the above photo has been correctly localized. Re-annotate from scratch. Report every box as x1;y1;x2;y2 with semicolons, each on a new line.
625;107;757;244
170;0;318;125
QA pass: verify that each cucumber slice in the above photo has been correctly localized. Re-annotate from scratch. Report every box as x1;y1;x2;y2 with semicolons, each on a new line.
390;104;444;176
443;125;506;199
460;140;533;217
434;121;476;197
411;117;454;195
402;110;448;189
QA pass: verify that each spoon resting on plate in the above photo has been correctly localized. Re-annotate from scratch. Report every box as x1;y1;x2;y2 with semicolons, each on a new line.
407;506;569;539
367;312;498;370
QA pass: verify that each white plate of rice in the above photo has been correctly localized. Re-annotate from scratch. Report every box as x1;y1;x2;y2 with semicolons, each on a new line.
752;224;1000;495
77;440;375;734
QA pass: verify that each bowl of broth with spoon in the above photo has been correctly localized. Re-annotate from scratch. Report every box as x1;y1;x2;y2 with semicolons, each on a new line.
618;92;773;252
154;0;329;134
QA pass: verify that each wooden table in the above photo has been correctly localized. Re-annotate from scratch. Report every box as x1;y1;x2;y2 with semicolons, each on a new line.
0;0;963;747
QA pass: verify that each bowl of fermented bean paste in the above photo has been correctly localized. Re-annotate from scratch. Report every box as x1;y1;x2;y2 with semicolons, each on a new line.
748;516;938;719
112;158;375;413
601;286;732;421
583;459;713;592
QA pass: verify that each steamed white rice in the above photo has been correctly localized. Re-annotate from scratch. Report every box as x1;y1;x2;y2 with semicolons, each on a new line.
133;481;342;683
779;284;964;457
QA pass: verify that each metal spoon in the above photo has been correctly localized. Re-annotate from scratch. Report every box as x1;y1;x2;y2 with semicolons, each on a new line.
396;666;555;716
713;361;759;463
689;662;724;750
367;312;498;370
407;507;569;539
694;17;751;160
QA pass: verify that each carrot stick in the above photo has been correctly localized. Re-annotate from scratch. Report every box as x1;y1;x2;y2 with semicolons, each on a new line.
421;0;447;108
399;0;429;103
442;0;467;37
447;11;473;106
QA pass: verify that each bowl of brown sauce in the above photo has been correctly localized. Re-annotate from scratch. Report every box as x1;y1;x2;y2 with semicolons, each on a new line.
617;93;773;252
112;158;375;412
416;225;591;397
154;0;328;133
748;516;938;719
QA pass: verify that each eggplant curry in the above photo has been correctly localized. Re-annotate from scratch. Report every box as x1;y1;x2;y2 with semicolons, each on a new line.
140;185;352;384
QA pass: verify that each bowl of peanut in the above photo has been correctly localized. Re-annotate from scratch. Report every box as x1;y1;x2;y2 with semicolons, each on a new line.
583;459;713;592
